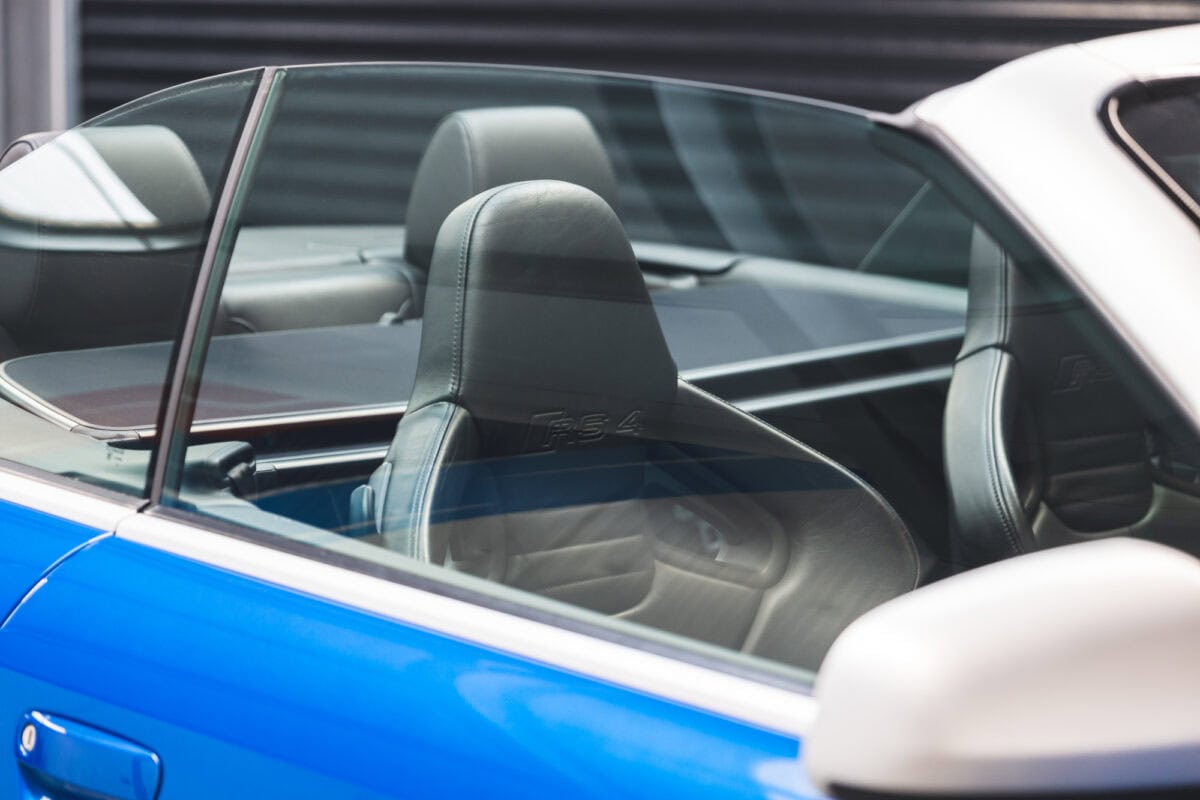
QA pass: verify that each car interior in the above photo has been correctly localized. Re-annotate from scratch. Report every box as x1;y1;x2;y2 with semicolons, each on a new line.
0;66;1197;674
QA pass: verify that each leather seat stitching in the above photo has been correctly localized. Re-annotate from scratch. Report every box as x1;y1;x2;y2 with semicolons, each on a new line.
409;403;454;560
420;184;509;557
985;351;1022;556
448;185;510;401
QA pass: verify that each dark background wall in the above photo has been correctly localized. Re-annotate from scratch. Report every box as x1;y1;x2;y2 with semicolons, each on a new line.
81;0;1200;119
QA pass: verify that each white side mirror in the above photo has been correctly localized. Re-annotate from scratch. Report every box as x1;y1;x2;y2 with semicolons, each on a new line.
807;538;1200;798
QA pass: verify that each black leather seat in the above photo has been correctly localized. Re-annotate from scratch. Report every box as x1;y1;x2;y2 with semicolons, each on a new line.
0;125;211;355
352;179;920;670
944;228;1200;566
213;106;619;332
215;231;418;334
401;105;620;311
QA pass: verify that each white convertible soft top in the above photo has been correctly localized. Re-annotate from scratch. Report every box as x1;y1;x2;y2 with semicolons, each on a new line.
911;24;1200;430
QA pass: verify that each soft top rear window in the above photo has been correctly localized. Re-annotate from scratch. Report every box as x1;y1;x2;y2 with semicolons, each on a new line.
1111;80;1200;220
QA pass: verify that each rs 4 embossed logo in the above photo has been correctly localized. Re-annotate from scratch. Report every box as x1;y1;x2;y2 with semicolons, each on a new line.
525;409;643;451
1053;353;1115;393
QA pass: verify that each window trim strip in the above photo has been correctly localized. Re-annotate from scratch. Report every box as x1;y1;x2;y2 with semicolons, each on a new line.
1103;79;1200;229
148;67;282;505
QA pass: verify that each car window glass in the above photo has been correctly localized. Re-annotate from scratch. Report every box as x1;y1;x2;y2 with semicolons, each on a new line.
0;73;259;496
236;65;972;280
1115;81;1200;213
158;64;997;680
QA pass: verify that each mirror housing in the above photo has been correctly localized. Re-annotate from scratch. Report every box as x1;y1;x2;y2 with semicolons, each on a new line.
806;538;1200;798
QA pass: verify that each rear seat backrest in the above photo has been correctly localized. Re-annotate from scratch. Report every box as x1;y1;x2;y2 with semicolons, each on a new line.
215;107;617;333
216;228;417;335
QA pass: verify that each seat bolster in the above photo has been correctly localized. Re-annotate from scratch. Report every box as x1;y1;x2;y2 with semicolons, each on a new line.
945;347;1035;565
957;228;1013;359
671;380;924;669
370;402;478;560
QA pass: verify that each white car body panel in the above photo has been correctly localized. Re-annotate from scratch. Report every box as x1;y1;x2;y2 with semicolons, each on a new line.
913;25;1200;428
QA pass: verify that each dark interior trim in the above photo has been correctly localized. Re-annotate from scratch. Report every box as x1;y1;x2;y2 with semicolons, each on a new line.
148;67;279;505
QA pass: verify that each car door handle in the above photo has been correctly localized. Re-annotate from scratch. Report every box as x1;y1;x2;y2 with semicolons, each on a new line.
16;711;161;800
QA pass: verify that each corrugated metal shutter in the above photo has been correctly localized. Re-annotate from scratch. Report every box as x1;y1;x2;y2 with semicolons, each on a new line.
80;0;1200;119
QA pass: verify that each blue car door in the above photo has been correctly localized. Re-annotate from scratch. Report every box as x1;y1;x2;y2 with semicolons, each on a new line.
0;497;122;622
0;501;820;799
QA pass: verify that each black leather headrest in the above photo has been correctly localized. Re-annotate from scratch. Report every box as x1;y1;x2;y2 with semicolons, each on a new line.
404;107;620;272
0;131;61;171
408;180;676;441
70;126;211;229
0;125;212;354
0;125;211;234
